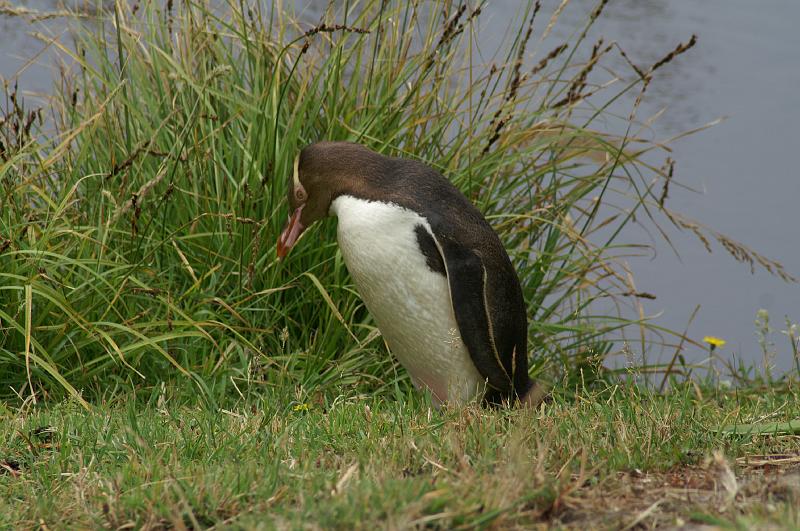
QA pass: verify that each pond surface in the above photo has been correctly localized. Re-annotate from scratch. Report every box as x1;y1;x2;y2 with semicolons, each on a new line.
551;0;800;375
2;0;798;374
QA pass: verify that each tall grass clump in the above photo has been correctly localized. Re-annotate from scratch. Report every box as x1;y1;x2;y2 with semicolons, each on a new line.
1;0;789;403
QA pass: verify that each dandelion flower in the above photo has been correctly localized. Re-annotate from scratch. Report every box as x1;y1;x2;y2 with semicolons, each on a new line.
703;336;726;349
292;403;310;412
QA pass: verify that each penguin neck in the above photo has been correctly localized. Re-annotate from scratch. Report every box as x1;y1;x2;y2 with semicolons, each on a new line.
325;167;398;218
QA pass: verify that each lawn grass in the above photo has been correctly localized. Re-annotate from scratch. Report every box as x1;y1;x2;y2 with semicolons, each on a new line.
2;381;799;529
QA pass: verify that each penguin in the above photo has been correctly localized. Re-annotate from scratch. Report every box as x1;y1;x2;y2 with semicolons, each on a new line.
277;141;541;407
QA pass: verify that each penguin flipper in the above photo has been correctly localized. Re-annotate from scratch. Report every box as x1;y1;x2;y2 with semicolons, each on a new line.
436;238;515;394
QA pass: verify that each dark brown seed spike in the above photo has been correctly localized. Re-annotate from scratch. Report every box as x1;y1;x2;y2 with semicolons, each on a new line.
531;43;568;77
650;34;697;73
659;157;674;208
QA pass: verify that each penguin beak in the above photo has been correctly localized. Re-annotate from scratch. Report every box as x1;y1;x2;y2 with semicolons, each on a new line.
277;204;305;260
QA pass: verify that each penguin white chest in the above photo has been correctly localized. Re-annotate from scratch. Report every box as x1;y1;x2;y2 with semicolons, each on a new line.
330;195;484;405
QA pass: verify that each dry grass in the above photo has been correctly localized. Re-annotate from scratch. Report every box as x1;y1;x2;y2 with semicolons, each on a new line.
558;456;799;529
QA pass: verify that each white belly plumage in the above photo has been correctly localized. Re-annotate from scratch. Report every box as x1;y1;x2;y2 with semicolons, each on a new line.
330;195;485;406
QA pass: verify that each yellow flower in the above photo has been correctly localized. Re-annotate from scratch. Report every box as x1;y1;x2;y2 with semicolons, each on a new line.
292;403;310;412
703;336;726;349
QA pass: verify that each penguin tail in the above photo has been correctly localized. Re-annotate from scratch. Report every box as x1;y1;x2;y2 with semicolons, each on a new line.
519;380;547;409
482;380;547;408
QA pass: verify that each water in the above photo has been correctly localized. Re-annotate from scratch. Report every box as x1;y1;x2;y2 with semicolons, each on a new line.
2;0;798;374
552;0;800;374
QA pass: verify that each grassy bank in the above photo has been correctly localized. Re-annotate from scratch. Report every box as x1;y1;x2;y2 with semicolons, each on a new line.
1;0;757;402
2;382;799;528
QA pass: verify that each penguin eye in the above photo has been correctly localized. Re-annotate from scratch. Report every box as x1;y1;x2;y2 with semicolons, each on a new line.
294;187;307;203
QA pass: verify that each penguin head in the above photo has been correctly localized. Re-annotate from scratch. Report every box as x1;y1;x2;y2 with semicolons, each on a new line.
277;141;380;259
